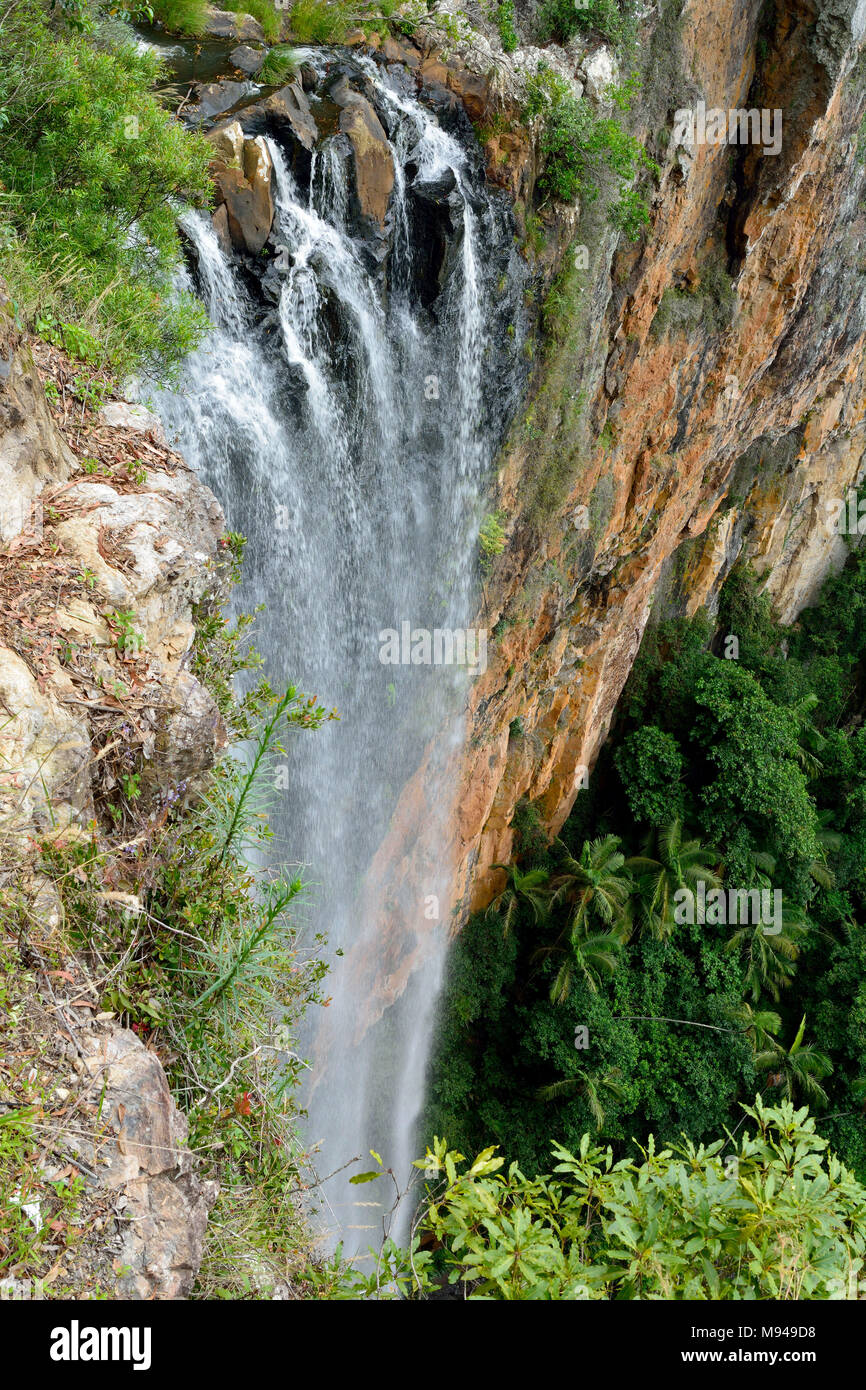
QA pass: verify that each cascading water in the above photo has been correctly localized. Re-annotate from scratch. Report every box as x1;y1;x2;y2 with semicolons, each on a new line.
154;52;527;1253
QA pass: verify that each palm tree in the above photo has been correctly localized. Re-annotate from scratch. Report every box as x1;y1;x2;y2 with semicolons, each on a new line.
726;900;809;1002
535;835;631;1003
626;818;722;940
540;927;623;1003
755;1015;833;1106
486;864;550;938
808;813;841;891
536;1067;625;1129
787;693;827;778
724;1000;782;1052
548;835;633;940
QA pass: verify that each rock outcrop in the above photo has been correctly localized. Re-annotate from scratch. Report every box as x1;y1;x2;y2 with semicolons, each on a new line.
333;80;395;235
0;288;225;1296
210;131;275;255
72;1021;217;1300
0;310;75;541
1;937;217;1300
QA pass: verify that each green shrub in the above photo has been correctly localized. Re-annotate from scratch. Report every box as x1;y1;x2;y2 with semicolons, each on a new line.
524;70;655;236
609;181;652;238
614;725;685;825
224;0;282;42
409;1100;866;1299
0;0;213;379
495;0;518;53
330;1100;866;1299
537;0;636;50
288;0;356;43
150;0;208;33
479;511;507;568
260;44;299;84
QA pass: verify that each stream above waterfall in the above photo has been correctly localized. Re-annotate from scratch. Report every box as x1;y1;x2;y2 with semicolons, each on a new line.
151;44;528;1253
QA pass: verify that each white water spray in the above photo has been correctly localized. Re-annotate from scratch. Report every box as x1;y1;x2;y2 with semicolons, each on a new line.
155;57;526;1254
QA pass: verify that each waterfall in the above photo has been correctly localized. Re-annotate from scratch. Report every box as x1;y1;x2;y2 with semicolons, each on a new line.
154;54;527;1256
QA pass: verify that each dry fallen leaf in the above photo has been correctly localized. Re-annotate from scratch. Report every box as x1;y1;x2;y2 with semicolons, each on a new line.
95;891;143;913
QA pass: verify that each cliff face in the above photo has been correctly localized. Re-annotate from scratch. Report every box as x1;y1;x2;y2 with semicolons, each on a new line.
336;1;866;1033
0;295;226;842
461;0;866;911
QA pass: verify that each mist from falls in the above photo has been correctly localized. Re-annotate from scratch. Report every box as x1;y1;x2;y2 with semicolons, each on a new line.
154;55;527;1253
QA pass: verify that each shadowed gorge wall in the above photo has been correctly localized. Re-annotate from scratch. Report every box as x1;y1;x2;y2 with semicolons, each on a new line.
420;0;866;923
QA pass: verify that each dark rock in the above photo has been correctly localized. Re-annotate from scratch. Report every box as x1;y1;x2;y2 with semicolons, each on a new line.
259;256;285;305
229;44;265;75
299;62;318;92
407;167;465;308
418;78;463;125
202;5;265;43
239;80;318;188
383;62;417;99
266;80;318;150
185;79;253;127
410;167;460;209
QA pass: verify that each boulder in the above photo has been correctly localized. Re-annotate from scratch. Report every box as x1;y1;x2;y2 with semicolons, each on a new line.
244;132;274;204
97;401;166;445
420;55;450;88
71;1027;218;1300
381;36;421;67
207;118;245;170
202;5;265;43
212;202;233;255
142;668;227;798
0;646;91;835
229;43;266;75
53;468;225;676
263;80;318;151
332;83;394;232
444;63;489;122
0;288;75;542
299;61;318;92
212;134;275;255
236;81;317;186
185;79;253;127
